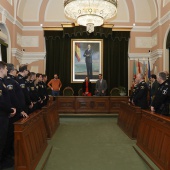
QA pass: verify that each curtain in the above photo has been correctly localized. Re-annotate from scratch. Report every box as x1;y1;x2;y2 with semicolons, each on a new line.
1;44;7;62
44;27;130;95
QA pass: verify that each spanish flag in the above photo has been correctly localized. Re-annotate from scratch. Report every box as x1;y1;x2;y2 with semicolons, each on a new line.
75;43;81;62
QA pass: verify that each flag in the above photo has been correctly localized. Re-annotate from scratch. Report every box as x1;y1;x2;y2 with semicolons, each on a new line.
133;60;136;79
75;43;81;62
138;59;141;73
142;60;147;81
148;58;151;81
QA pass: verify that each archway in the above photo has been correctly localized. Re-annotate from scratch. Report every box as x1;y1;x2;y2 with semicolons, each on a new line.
0;23;11;63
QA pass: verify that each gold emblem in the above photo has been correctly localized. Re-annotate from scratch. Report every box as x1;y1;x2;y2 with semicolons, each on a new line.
20;84;25;88
31;87;34;90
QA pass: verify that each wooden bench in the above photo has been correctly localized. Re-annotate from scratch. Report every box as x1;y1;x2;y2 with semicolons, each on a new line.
137;110;170;170
14;110;47;170
42;100;60;139
118;102;142;139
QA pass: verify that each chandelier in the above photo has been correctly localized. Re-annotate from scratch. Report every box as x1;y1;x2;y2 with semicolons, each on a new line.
64;0;118;33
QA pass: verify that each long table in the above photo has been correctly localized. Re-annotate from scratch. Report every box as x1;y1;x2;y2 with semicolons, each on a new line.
56;96;129;114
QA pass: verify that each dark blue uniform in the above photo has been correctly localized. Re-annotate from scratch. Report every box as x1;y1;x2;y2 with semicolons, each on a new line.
151;80;170;115
16;74;32;113
132;80;149;109
0;77;14;168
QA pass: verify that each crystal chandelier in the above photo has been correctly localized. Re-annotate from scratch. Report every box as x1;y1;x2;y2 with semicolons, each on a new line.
64;0;118;33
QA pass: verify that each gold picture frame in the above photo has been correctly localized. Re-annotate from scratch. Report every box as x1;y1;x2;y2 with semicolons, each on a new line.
71;39;103;83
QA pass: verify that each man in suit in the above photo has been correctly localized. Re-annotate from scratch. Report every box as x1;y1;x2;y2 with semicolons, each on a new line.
95;74;107;96
83;44;93;79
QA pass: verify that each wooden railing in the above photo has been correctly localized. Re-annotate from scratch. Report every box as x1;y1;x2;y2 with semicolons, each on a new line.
117;102;142;139
137;110;170;170
14;110;47;170
14;98;60;170
42;100;60;139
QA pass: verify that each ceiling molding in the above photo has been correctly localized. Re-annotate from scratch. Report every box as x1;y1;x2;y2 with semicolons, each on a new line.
129;49;163;70
12;48;45;64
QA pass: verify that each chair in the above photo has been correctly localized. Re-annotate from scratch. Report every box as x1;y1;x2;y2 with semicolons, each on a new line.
110;88;120;96
63;86;74;96
78;88;83;96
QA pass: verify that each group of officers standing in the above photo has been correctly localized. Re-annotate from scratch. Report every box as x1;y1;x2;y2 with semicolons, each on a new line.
129;72;170;116
0;61;49;170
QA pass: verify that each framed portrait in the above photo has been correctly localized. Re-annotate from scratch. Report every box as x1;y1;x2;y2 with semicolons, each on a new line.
71;39;103;83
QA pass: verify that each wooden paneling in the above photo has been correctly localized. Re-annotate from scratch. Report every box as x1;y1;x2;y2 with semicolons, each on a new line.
117;102;142;139
76;97;109;113
56;97;76;113
137;110;170;170
14;110;47;170
56;96;129;114
42;100;60;139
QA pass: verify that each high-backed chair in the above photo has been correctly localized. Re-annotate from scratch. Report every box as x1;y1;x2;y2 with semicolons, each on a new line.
110;88;120;96
78;88;83;96
63;86;74;96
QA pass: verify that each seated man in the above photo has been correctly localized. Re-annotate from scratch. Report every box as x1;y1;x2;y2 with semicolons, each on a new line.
95;74;107;96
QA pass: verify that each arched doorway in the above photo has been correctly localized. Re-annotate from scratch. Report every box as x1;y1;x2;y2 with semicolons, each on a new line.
0;23;11;63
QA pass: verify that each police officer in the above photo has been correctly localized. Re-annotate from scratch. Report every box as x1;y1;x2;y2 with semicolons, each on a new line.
16;65;33;114
151;72;170;116
42;74;49;105
0;61;16;170
29;72;42;111
131;73;149;109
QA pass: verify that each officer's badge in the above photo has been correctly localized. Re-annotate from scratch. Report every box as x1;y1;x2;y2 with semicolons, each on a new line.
0;90;2;96
3;84;6;88
162;89;168;95
7;85;13;90
20;84;25;88
141;86;144;89
31;87;34;91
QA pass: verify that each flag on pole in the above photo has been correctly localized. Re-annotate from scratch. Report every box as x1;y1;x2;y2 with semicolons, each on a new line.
133;60;136;80
142;60;147;81
75;43;81;62
148;58;151;82
138;59;141;73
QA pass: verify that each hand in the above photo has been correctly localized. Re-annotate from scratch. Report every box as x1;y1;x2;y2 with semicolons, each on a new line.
85;92;89;94
102;90;104;93
21;111;29;118
29;102;33;109
9;108;16;117
151;106;155;112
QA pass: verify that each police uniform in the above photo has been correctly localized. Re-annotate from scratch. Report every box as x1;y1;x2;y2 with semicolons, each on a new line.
0;77;14;169
132;80;149;109
130;84;137;102
151;80;170;115
16;74;32;114
38;81;48;106
29;80;41;111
